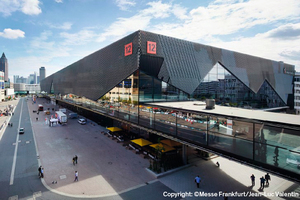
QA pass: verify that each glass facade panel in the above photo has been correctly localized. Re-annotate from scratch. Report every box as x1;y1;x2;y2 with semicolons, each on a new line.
193;63;285;108
138;105;154;129
177;112;207;145
139;70;189;103
154;108;176;136
64;72;139;123
254;124;300;174
207;116;253;159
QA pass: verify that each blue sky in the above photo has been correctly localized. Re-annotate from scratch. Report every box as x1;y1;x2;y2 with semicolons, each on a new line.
0;0;300;81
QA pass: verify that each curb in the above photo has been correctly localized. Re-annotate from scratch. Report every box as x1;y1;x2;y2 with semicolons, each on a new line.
146;164;193;178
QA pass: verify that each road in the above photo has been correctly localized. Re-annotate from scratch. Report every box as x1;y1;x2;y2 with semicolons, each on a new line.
0;98;44;199
0;98;180;200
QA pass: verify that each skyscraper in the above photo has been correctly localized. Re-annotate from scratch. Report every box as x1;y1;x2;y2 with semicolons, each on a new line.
28;72;37;84
39;67;46;81
0;53;8;82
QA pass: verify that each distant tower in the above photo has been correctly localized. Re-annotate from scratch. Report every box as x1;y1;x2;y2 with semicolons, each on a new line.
0;53;8;82
39;67;46;81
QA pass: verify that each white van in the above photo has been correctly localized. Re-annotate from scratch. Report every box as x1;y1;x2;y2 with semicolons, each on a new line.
59;108;67;113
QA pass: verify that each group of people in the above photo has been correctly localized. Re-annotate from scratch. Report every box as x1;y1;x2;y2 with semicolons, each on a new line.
37;155;79;182
194;171;271;191
250;173;271;189
73;155;79;182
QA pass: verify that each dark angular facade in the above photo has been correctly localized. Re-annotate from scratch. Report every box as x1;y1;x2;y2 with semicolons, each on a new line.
41;30;294;107
41;30;300;181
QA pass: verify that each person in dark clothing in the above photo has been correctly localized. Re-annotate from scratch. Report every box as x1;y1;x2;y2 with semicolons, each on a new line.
75;155;78;164
40;168;44;178
38;166;42;177
250;174;255;186
260;176;265;189
265;173;271;185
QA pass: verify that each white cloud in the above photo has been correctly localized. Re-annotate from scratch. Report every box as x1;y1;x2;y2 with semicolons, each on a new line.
97;1;171;42
172;4;188;20
143;1;171;19
115;0;135;11
30;31;54;50
48;22;73;30
21;0;41;15
150;0;300;42
55;0;63;3
97;15;151;42
0;0;41;16
0;28;25;39
0;0;21;16
60;29;97;45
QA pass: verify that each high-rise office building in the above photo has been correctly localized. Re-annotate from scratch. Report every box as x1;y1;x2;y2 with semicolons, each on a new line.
39;67;46;81
0;53;8;82
28;72;37;84
14;75;19;83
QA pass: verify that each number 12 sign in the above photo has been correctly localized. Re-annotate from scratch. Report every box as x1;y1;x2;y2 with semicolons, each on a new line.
124;43;132;56
147;41;156;54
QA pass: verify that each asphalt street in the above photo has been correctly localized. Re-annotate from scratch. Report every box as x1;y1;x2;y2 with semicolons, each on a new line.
0;98;180;200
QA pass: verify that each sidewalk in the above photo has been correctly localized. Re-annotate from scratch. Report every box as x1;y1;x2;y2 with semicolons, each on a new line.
28;97;156;198
159;156;298;199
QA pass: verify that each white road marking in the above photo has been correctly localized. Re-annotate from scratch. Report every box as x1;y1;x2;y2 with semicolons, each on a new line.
60;175;67;179
9;99;23;185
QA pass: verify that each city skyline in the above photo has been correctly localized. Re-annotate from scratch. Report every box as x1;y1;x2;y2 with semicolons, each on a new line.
0;0;300;81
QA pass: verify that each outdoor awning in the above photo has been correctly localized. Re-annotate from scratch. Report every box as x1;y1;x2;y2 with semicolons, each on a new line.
161;139;182;147
131;138;153;147
150;143;176;152
106;127;122;132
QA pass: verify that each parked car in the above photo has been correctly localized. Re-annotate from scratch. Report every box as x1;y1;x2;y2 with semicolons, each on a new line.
78;118;87;125
69;113;78;119
19;128;25;134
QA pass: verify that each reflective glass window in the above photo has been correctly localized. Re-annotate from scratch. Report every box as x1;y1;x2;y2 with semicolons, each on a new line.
254;123;300;174
177;112;207;145
154;108;176;136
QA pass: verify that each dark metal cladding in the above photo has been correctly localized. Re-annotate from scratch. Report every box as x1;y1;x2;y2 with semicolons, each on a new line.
41;31;139;101
139;30;294;104
41;30;294;104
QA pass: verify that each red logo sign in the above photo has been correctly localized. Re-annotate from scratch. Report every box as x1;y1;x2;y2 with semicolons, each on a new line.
124;43;132;56
147;41;156;54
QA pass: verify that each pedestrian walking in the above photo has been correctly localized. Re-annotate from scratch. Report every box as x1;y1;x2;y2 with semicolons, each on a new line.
38;166;42;177
260;176;265;189
72;157;75;165
250;174;255;186
75;155;78;164
265;173;271;186
40;168;44;178
195;175;201;188
74;171;78;181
